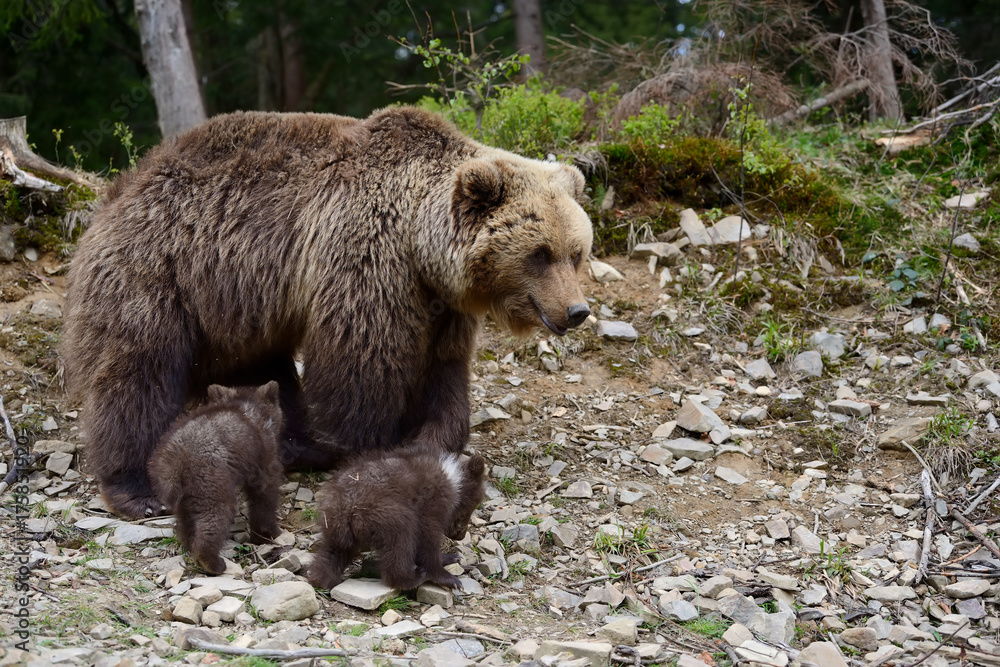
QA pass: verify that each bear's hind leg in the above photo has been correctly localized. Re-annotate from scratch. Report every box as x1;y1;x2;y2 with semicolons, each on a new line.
308;537;357;590
245;482;282;543
186;495;237;575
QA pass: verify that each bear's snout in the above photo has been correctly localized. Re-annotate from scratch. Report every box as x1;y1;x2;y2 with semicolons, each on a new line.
566;303;590;328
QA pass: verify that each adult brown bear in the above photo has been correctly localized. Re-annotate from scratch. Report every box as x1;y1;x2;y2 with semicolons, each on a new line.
63;107;593;519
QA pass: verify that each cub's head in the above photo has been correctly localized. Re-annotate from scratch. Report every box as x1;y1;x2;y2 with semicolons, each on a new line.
454;156;594;336
207;381;285;441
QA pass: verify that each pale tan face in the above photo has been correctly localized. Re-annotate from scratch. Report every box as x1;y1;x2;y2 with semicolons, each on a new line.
466;160;594;336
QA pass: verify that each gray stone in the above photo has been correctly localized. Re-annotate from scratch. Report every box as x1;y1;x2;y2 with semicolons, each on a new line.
596;320;638;341
34;439;77;453
416;584;454;608
929;313;951;331
639;443;673;465
470;407;510;428
791;351;824;378
944;579;990;599
679;208;712;246
550;524;579;548
700;576;733;599
589;260;624;284
740;406;768;424
251;568;296;585
944;191;989;209
661;438;714;461
904;316;927;334
721;623;753;646
745;358;777;380
539;585;582;610
677;657;713;667
188;586;224;605
45;451;73;476
878;417;932;450
717;595;765;625
677;397;724;433
89;623;114;640
864;586;917;602
618;489;643;504
563;480;593;498
500;523;540;549
0;226;15;262
172;597;202;625
416;644;475;667
661;599;699;621
758;569;799;590
631;242;681;265
536;641;613;667
790;642;847;667
206;596;244;622
652;575;697;592
672;456;695;472
173;627;229;650
955;597;987;620
827;399;871;418
968;370;1000;390
764;519;790;540
791;526;823;554
372;619;425;639
906;392;949;406
595;618;638;646
714;466;748;485
747;611;795;644
250;582;319;621
839;627;877;651
706;216;752;245
437;638;485;658
811;332;846;359
29;299;62;319
110;524;173;545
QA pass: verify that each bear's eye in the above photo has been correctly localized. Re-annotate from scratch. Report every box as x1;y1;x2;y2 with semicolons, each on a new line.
533;247;551;264
572;251;582;268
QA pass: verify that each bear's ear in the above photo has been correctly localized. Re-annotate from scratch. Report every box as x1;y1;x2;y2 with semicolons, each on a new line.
550;164;586;203
464;453;487;480
453;159;507;222
256;380;281;404
207;384;236;402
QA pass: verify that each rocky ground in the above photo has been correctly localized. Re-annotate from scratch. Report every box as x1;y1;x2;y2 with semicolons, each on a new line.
2;200;1000;667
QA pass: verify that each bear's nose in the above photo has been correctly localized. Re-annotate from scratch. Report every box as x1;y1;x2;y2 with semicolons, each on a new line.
566;303;590;328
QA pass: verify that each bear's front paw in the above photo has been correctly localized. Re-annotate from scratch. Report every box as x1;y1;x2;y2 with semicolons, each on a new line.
440;552;462;566
196;554;227;576
429;572;463;591
101;486;165;520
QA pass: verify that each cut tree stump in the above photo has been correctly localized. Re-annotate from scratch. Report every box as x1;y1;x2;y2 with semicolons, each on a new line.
0;116;102;190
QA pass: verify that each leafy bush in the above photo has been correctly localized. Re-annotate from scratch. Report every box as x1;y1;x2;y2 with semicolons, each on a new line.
418;81;585;159
619;103;680;145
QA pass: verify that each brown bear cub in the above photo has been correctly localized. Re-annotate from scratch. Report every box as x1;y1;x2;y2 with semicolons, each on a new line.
148;382;285;574
308;450;487;591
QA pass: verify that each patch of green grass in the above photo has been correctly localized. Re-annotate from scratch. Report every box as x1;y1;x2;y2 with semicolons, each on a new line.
803;542;853;583
682;614;732;639
300;506;319;522
378;595;412;614
757;315;802;363
494;475;521;497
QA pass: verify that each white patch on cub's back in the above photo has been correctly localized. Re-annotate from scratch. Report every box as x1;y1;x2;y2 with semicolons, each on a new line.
439;453;463;492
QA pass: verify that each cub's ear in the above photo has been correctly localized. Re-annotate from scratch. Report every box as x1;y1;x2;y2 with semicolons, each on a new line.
207;384;236;402
550;163;586;203
464;454;487;480
256;380;281;404
453;159;507;221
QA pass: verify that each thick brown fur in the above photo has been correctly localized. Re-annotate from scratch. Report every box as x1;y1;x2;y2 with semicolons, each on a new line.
148;382;285;574
63;107;593;518
308;451;486;591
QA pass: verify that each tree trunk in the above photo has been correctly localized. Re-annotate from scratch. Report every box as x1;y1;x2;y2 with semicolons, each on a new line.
280;15;306;111
134;0;207;138
512;0;546;77
0;117;101;189
253;27;282;111
860;0;902;121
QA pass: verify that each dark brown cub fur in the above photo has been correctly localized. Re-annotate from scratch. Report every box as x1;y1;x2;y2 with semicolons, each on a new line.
148;382;285;574
308;451;487;591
